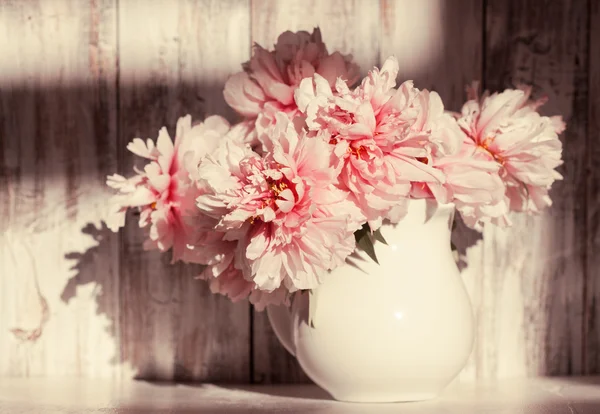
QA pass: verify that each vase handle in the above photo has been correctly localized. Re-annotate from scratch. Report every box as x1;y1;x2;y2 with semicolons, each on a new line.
266;303;296;357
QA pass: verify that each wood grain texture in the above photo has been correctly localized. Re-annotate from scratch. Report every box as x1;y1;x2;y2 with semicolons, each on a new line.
251;0;380;77
117;0;251;382
249;0;381;384
0;0;120;377
587;0;600;375
479;0;589;377
381;0;483;109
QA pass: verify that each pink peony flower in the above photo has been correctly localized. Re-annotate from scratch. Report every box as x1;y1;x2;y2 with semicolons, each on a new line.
223;28;360;144
195;114;362;292
106;115;231;262
248;285;291;311
456;83;564;214
420;137;510;230
295;56;462;229
202;261;291;311
184;226;290;310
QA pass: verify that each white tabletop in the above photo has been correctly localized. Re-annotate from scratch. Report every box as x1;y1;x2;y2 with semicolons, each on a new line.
0;377;599;413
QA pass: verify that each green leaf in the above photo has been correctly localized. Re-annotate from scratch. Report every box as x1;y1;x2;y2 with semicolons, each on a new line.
353;223;383;264
373;229;388;245
356;232;379;264
308;289;316;328
354;223;369;243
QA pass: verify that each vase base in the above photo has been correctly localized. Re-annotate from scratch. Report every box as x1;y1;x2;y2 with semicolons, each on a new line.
331;391;438;403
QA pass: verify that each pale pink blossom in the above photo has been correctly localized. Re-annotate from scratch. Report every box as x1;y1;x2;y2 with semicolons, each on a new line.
421;138;510;230
106;115;230;262
190;234;291;310
294;56;461;228
201;261;291;310
224;28;360;142
248;286;291;311
457;83;564;214
195;114;362;292
204;263;252;302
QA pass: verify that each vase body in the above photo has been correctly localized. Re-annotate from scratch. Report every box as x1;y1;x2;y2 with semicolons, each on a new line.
267;199;474;403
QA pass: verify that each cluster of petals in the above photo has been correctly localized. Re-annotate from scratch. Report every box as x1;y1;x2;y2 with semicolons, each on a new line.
106;115;231;263
455;83;565;218
419;138;510;230
295;56;462;229
224;28;360;146
195;114;362;298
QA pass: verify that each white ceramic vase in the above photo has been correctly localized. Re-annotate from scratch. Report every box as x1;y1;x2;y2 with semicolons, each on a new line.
267;199;474;403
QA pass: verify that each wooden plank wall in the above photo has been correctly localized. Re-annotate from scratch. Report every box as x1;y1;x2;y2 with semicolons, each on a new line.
587;0;600;375
117;0;251;382
0;0;121;378
481;0;589;377
0;0;598;381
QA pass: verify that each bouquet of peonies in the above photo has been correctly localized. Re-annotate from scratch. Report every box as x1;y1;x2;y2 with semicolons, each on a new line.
106;29;565;310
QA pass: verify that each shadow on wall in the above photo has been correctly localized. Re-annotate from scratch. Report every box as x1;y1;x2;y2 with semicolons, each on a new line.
452;217;483;272
59;219;249;382
59;221;210;380
1;79;252;381
60;222;121;363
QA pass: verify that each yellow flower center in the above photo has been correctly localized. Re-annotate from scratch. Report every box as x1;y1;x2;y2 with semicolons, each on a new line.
270;181;288;196
347;145;367;160
478;136;505;164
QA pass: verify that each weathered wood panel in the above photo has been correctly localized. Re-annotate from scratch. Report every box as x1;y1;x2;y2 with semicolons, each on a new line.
480;0;588;377
382;0;485;381
381;0;484;108
250;0;381;383
117;0;251;381
0;0;120;377
587;0;600;375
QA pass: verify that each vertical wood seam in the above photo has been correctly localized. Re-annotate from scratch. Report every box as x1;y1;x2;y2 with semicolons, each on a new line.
115;0;124;379
115;0;122;176
481;0;487;90
378;0;382;68
249;304;255;383
583;0;592;374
